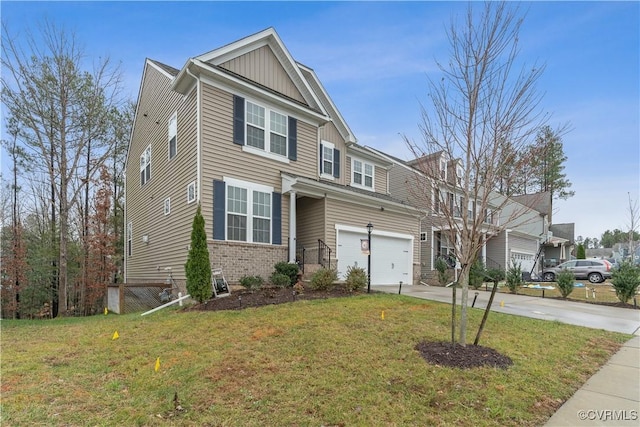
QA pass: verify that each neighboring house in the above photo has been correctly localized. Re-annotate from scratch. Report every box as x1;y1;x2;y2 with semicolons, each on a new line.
124;28;421;287
365;147;550;281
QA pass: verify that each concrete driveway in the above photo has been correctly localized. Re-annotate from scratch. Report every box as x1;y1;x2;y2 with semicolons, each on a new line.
372;284;640;335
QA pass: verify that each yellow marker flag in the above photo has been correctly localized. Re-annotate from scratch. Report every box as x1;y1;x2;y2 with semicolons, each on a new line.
112;331;119;340
155;357;161;372
104;307;108;315
381;311;385;320
500;301;505;307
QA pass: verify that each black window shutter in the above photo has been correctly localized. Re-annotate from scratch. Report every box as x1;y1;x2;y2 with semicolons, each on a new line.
213;180;226;240
233;95;245;146
288;117;297;161
319;143;323;173
333;148;341;178
272;192;282;245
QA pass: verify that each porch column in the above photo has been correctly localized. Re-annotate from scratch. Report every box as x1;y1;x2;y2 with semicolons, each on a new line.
481;233;487;267
289;191;297;263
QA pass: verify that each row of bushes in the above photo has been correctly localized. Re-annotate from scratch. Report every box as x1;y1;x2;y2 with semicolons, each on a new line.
437;256;640;304
239;262;368;292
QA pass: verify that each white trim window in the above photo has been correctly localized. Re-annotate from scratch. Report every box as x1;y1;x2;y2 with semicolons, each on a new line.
164;197;171;215
245;100;288;158
140;145;151;186
352;158;374;190
127;222;132;257
187;182;196;204
322;141;335;177
168;112;177;160
225;178;273;244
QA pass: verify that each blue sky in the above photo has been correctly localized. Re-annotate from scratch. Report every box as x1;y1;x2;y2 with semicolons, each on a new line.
2;1;639;241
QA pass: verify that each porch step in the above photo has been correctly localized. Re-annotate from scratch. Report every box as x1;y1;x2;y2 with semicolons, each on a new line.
301;263;322;281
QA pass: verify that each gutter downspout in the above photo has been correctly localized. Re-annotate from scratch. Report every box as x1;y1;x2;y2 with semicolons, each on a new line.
186;64;201;203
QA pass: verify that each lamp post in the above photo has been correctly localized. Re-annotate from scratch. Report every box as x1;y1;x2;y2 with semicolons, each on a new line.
367;222;373;293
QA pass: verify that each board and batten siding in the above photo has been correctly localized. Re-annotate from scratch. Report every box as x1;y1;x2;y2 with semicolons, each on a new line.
218;45;306;105
126;64;198;282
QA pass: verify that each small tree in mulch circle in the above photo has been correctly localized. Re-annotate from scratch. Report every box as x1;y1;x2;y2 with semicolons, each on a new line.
556;268;575;299
185;205;212;303
611;261;640;304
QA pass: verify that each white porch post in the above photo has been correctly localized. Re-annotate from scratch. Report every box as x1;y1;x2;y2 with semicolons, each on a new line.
482;233;487;267
288;191;297;263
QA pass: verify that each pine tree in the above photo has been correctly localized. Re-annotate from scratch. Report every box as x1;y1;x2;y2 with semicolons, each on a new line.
185;205;212;303
576;243;586;259
531;125;575;205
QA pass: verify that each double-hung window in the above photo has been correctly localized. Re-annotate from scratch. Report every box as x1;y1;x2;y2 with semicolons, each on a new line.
320;141;340;179
168;113;177;160
352;159;374;189
225;179;272;244
140;145;151;186
239;98;291;161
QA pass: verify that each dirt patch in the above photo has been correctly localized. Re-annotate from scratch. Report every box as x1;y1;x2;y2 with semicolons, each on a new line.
414;341;513;370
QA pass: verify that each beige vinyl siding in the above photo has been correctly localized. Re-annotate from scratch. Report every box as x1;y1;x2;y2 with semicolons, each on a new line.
324;198;420;267
219;45;306;104
126;64;198;282
486;231;507;269
199;81;323;245
319;122;347;185
374;165;387;194
509;235;537;253
296;197;326;248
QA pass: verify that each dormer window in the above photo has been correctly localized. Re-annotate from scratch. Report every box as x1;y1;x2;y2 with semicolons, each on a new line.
320;141;340;179
440;157;447;180
456;165;463;185
352;158;374;190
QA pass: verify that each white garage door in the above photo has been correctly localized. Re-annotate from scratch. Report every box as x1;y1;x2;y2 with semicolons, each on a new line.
337;229;412;285
511;251;535;274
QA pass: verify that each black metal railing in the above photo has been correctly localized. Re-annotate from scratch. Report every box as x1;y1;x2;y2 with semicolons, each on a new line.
318;239;331;269
296;246;306;274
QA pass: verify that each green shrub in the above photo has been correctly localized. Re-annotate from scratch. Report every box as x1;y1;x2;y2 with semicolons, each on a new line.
611;261;640;303
240;275;264;290
270;273;291;288
345;265;367;292
556;268;575;298
435;257;451;286
185;205;212;303
310;268;338;291
505;260;523;293
484;267;505;286
273;261;299;287
469;260;485;290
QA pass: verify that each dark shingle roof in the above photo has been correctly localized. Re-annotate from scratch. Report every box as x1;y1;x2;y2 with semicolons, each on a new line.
148;59;180;77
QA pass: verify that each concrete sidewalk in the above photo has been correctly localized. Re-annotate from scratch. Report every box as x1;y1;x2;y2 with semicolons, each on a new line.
372;284;640;426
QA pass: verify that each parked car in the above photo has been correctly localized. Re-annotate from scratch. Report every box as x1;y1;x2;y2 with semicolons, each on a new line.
542;259;612;283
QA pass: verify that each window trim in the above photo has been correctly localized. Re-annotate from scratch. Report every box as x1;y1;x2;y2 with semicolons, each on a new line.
224;177;274;244
242;99;290;164
187;181;196;204
140;145;151;186
163;197;171;215
168;112;177;160
127;222;132;257
320;140;335;179
351;157;375;191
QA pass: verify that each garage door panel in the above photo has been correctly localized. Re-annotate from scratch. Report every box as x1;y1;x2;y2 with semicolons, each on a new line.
337;230;412;285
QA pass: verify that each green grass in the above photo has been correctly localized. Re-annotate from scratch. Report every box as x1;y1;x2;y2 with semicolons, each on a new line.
1;294;631;426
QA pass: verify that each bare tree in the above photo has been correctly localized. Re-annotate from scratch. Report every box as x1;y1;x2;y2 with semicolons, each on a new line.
404;2;547;345
1;21;124;316
627;193;639;264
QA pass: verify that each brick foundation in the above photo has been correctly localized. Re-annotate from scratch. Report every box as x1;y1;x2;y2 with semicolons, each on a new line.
208;240;289;284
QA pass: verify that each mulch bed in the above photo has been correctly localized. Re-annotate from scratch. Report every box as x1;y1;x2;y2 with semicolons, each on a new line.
191;284;359;311
415;341;513;369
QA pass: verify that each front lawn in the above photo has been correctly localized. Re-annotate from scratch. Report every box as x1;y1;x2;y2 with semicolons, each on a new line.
1;293;630;426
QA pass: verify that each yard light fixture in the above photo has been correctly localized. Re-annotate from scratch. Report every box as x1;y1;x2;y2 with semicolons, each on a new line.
367;222;373;293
